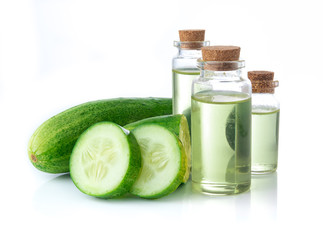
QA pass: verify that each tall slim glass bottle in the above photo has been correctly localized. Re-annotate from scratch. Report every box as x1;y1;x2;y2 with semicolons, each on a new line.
248;71;280;174
172;29;209;129
191;46;252;195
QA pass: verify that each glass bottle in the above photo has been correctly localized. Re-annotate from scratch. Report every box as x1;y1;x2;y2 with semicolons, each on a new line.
191;46;252;195
248;71;280;174
172;29;209;129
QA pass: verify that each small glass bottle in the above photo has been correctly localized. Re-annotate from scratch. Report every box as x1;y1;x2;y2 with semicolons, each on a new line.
191;46;252;195
172;29;209;128
248;71;280;174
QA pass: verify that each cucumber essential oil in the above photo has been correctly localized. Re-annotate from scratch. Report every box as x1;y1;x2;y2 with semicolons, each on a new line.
248;71;280;174
191;46;252;195
172;69;200;127
191;91;251;194
251;109;280;173
172;29;209;129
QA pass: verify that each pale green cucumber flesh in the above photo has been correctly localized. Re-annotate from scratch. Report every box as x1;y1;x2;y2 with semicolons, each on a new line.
178;116;191;182
124;114;191;183
70;122;141;198
130;124;185;199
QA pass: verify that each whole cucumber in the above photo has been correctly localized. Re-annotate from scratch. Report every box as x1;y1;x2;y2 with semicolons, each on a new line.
28;98;172;173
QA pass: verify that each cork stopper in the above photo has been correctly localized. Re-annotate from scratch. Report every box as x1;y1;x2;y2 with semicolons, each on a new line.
248;71;278;93
179;29;205;41
202;46;240;61
201;46;241;70
178;29;205;49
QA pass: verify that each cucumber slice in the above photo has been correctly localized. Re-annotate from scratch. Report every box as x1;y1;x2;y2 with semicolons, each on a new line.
130;124;186;199
70;122;141;198
124;114;191;183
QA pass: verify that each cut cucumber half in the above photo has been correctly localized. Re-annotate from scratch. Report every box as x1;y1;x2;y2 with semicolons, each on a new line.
70;122;141;198
124;114;191;183
129;124;186;199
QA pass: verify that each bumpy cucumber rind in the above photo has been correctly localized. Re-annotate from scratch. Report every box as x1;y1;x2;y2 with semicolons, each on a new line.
129;124;186;199
125;114;185;134
124;114;191;183
70;122;141;198
28;98;171;173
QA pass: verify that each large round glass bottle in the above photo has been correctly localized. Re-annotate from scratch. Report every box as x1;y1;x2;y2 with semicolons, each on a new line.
191;46;252;195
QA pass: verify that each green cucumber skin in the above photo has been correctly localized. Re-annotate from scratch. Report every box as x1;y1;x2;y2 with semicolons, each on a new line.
70;122;142;198
124;114;183;135
28;98;171;173
129;124;186;199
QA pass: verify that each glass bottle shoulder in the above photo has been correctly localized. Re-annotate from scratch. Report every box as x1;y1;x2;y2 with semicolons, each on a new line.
192;73;252;97
252;93;280;113
172;50;202;71
192;90;251;104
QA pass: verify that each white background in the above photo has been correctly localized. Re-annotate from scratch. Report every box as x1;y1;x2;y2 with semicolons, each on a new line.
0;0;322;239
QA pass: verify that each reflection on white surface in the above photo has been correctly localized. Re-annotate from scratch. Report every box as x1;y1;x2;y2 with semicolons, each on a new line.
251;172;277;220
180;181;251;222
33;174;189;218
33;174;81;216
33;172;277;222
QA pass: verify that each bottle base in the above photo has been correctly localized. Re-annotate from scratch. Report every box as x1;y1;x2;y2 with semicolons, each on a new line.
192;181;250;195
252;164;277;175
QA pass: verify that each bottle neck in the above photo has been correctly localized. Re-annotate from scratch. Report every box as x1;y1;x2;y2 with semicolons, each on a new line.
198;60;245;81
174;41;209;57
252;93;280;111
200;69;243;80
251;80;279;94
177;48;202;58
